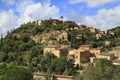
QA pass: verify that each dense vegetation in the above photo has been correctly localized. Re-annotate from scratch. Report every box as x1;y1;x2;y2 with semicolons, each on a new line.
0;63;33;80
38;53;77;75
0;19;120;79
74;59;120;80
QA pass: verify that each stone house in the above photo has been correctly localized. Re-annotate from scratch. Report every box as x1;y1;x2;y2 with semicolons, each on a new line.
74;27;79;30
79;25;86;30
100;31;106;35
79;45;104;57
50;19;60;26
44;45;70;58
108;31;114;36
96;33;102;39
97;52;115;60
79;45;92;51
68;44;116;65
112;58;120;65
30;30;68;43
90;47;104;57
88;27;97;33
76;35;82;39
104;30;108;35
57;31;68;41
70;28;73;30
50;31;68;42
35;20;42;25
110;46;120;58
78;45;104;58
13;34;20;39
30;35;40;43
68;49;90;66
30;33;51;43
105;41;111;46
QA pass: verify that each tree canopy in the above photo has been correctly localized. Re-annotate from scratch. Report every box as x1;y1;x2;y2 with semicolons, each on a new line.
0;63;33;80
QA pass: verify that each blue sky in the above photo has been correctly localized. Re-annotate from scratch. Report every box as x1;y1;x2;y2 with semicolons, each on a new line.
0;0;120;35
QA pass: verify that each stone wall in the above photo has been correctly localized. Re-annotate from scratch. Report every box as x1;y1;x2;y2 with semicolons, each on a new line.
33;73;74;80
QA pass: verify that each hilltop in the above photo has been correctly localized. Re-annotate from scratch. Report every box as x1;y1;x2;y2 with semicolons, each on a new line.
2;19;120;48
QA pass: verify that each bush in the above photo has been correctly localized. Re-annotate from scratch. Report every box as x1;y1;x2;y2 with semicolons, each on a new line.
0;63;33;80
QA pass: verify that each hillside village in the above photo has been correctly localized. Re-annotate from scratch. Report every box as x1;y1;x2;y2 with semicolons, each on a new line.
34;19;120;80
44;44;120;66
0;18;120;80
32;19;120;65
31;19;115;45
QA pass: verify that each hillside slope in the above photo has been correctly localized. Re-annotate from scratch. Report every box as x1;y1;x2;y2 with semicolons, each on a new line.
0;19;120;75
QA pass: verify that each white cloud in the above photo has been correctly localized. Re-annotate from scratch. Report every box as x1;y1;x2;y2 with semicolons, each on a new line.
0;0;59;36
2;0;15;6
82;6;120;30
42;0;51;6
0;10;17;35
16;0;33;13
69;0;84;4
66;9;83;23
17;0;59;24
69;0;118;7
66;5;120;30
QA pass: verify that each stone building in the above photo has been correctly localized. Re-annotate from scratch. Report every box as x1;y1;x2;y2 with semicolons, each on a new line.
88;27;97;33
76;35;82;39
108;31;114;36
57;31;68;41
35;20;42;25
90;47;103;57
110;46;120;58
79;45;92;51
44;45;70;58
13;34;20;39
105;41;111;46
96;33;102;39
68;49;90;66
112;58;120;65
100;31;106;35
97;52;115;60
50;19;60;26
30;30;68;43
74;27;79;30
30;35;40;43
79;25;86;30
33;73;74;80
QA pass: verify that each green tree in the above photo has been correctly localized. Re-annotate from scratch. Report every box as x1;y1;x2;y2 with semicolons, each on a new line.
20;33;30;42
83;59;114;80
73;73;83;80
113;66;120;80
0;51;8;62
0;63;33;80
